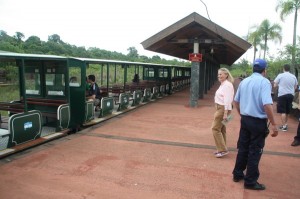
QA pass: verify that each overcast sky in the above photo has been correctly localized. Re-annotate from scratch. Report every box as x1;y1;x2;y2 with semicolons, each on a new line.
0;0;298;63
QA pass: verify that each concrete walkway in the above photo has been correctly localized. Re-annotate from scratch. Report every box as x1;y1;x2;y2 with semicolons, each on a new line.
0;83;299;199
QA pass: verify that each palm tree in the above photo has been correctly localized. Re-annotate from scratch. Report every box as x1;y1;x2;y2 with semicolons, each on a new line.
257;19;282;59
248;27;263;61
276;0;300;74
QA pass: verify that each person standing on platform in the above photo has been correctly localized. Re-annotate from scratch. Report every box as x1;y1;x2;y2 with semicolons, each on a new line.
232;58;278;190
273;64;297;132
212;68;234;158
291;92;300;146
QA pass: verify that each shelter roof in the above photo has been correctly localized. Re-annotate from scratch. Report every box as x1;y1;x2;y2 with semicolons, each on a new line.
141;12;251;65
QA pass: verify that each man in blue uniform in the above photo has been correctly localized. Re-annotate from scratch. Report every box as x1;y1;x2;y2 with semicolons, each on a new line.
232;59;278;190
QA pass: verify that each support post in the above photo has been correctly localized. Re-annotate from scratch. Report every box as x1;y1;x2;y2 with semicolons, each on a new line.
199;49;205;99
189;40;199;107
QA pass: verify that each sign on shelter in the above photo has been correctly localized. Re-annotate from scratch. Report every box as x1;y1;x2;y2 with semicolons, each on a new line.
189;53;202;62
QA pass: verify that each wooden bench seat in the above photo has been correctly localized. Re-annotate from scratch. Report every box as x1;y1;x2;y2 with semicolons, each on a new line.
25;98;67;119
0;102;24;113
26;98;67;107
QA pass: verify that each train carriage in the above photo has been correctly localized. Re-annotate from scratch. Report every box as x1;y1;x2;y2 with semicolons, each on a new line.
0;51;191;158
0;52;73;155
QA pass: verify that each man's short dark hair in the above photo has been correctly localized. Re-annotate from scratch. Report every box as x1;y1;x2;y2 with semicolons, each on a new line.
283;64;290;71
88;75;95;82
253;67;265;74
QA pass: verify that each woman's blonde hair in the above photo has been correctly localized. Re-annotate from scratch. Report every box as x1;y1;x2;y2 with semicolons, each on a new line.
219;68;234;83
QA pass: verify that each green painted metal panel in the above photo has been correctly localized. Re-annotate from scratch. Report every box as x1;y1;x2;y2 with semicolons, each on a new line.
68;59;86;129
143;88;151;103
99;97;114;117
165;83;170;94
85;101;94;122
57;104;70;131
132;90;142;106
159;85;165;97
151;86;159;100
117;93;130;111
8;110;42;147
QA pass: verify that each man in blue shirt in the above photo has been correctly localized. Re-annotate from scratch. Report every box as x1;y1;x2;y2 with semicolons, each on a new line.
87;75;101;111
232;59;278;190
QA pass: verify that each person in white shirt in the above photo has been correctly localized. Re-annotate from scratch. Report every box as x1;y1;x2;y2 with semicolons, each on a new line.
274;64;298;132
211;68;234;158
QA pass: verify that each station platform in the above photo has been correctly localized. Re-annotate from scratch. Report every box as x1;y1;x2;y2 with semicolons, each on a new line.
0;81;299;199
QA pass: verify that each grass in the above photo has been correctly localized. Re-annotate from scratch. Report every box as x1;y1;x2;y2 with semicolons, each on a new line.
0;84;20;116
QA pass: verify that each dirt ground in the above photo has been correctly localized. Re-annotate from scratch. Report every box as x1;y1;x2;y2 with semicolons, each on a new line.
0;82;299;199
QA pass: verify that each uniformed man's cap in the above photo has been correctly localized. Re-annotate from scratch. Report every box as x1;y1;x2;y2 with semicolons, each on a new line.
253;59;267;69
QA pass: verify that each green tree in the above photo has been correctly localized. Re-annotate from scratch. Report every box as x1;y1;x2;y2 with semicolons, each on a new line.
278;36;300;77
0;30;10;41
48;34;62;43
24;36;43;53
258;19;282;60
13;32;24;44
151;55;161;63
276;0;300;74
248;26;263;61
127;46;139;60
44;41;67;55
0;30;22;52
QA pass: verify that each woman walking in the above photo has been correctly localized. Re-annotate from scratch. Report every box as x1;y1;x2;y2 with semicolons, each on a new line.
212;68;234;158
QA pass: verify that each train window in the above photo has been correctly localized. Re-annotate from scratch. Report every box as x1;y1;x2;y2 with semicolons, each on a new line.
159;69;164;77
45;73;65;96
165;70;169;77
185;71;191;76
159;68;168;78
25;68;41;95
69;67;81;87
0;64;20;108
177;70;182;76
145;68;154;78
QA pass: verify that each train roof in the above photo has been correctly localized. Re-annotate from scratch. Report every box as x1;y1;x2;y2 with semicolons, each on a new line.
0;51;67;61
0;51;189;68
70;57;189;68
141;12;251;66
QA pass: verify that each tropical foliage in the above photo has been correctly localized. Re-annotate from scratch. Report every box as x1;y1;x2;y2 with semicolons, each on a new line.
276;0;300;73
0;30;189;67
242;1;299;79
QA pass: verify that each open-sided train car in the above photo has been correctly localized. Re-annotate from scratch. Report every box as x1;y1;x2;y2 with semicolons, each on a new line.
0;51;190;158
0;52;73;157
69;57;191;126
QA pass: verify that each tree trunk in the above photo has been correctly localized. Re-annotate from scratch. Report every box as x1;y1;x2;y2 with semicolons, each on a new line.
263;36;268;59
291;9;298;75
